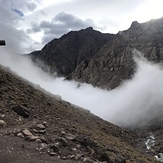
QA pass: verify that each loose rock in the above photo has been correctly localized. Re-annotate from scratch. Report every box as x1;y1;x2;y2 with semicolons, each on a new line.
11;105;29;118
83;157;93;163
58;137;68;147
22;129;33;137
0;120;6;127
36;124;45;130
17;133;24;138
65;133;76;140
49;144;60;153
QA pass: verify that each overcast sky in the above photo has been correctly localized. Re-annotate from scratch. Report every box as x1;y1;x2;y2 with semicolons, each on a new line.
1;0;163;53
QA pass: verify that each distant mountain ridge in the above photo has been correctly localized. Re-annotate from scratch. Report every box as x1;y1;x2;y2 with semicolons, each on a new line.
29;27;115;77
29;17;163;89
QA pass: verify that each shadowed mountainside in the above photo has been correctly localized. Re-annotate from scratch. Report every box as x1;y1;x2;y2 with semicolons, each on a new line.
29;27;115;77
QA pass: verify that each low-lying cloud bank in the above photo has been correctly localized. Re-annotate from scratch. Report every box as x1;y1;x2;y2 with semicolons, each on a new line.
0;47;163;129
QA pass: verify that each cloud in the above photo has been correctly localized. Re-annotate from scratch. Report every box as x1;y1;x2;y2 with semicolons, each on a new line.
10;0;41;12
0;1;39;53
0;0;154;53
0;9;33;53
53;12;93;28
0;4;17;24
25;1;38;11
27;12;97;44
1;48;163;129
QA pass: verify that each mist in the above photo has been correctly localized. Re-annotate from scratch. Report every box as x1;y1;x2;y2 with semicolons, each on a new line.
1;47;163;128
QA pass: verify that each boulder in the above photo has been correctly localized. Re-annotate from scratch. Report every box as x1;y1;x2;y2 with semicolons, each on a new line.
11;105;29;118
0;120;6;127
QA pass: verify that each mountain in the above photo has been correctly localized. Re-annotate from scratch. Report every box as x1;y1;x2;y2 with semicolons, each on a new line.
0;65;158;162
27;17;163;129
29;17;163;89
29;27;115;77
69;18;163;89
23;17;163;162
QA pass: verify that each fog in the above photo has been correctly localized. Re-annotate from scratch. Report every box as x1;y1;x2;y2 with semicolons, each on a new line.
1;47;163;128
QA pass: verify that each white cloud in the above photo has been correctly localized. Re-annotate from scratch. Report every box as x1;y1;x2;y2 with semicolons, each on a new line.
0;0;41;53
27;12;97;44
1;0;163;52
0;17;33;53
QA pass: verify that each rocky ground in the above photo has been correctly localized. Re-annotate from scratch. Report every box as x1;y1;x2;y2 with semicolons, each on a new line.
0;65;160;163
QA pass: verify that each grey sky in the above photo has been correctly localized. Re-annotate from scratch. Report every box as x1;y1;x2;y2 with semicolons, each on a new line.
27;12;97;44
0;0;163;53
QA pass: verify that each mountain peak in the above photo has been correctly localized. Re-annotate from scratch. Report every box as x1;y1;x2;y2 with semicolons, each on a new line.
85;26;94;30
29;27;115;77
129;21;141;30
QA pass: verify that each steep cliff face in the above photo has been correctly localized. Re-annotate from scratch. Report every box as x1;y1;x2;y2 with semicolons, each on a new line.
69;18;163;88
29;27;115;76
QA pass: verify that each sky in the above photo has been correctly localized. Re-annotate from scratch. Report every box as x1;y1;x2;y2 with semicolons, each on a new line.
1;0;163;53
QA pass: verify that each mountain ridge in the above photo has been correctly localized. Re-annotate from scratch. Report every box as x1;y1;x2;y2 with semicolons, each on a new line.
29;17;163;90
29;27;115;77
69;17;163;89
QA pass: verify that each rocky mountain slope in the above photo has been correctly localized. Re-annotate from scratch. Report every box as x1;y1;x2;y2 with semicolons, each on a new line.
29;17;163;89
0;65;160;163
29;27;115;76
